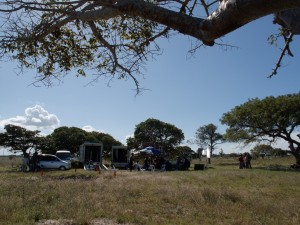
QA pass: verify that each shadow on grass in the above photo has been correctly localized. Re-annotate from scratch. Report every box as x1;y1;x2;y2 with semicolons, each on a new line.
216;162;239;166
254;165;300;172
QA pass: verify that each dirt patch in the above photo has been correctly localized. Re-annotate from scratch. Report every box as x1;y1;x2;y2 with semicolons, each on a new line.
37;219;73;225
54;174;96;180
37;219;132;225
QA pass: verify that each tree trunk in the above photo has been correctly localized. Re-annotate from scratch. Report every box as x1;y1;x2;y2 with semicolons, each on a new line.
287;142;300;163
291;146;300;163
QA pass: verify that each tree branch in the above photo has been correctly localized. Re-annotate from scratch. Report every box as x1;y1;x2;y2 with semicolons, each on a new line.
113;0;300;46
268;33;294;78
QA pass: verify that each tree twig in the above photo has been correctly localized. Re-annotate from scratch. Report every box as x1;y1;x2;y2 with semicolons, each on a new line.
268;33;294;78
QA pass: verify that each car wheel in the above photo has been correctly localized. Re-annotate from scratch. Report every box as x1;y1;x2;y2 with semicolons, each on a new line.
59;166;66;170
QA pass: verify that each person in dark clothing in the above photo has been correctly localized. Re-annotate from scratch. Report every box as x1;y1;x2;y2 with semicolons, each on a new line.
183;157;190;170
143;157;150;170
129;153;134;172
176;156;181;170
245;153;252;169
238;154;245;169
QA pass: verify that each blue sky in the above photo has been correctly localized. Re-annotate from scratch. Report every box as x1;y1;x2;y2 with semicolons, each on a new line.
1;15;299;155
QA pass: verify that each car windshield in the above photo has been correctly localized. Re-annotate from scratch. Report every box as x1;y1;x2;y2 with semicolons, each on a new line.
56;153;71;159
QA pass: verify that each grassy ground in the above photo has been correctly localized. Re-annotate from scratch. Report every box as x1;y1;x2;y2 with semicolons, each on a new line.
0;156;299;225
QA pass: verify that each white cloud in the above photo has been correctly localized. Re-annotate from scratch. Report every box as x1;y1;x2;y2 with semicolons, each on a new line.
82;125;105;133
0;105;60;134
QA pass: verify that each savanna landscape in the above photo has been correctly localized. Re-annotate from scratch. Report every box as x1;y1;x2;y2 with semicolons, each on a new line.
0;2;300;225
1;156;299;225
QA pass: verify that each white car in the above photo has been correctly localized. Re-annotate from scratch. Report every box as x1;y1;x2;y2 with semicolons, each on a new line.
56;150;72;163
37;154;71;170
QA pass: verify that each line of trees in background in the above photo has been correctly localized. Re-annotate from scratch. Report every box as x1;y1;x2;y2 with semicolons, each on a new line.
0;125;121;158
1;93;299;163
0;122;292;161
0;119;197;161
250;144;288;159
0;120;194;160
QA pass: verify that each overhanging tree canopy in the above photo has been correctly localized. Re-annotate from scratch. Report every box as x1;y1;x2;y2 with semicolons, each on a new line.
220;93;300;162
0;0;299;91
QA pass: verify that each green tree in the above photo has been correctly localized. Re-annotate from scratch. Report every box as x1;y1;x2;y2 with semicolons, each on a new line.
50;126;122;157
272;147;288;157
0;124;40;155
133;118;184;154
219;148;225;157
36;135;56;154
250;144;274;158
0;1;299;91
51;126;88;154
126;136;140;151
169;146;194;160
250;144;288;158
194;123;223;155
220;93;300;162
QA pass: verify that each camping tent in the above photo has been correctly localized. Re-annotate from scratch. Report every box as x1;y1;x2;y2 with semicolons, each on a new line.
139;146;161;155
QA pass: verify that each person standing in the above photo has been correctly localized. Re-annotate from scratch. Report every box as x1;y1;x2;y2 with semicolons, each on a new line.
245;153;252;169
143;157;150;170
32;151;38;172
21;154;29;172
176;156;181;170
129;153;134;172
238;154;245;169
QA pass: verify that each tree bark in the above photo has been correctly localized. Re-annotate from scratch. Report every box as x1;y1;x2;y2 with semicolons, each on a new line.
115;0;300;45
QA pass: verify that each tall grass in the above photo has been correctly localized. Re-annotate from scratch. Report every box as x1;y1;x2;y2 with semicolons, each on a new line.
0;156;299;225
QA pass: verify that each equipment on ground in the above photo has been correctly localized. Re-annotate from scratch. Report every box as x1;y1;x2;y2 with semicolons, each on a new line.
79;142;103;170
111;146;129;169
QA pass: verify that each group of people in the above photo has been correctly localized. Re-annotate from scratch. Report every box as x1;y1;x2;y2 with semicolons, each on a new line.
128;153;191;172
21;152;39;172
176;156;190;170
238;152;252;169
129;153;166;171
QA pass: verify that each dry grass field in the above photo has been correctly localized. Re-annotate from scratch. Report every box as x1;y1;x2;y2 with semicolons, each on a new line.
0;156;299;225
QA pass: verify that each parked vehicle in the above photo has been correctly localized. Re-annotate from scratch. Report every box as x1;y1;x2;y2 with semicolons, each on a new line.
37;154;71;170
56;150;72;162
